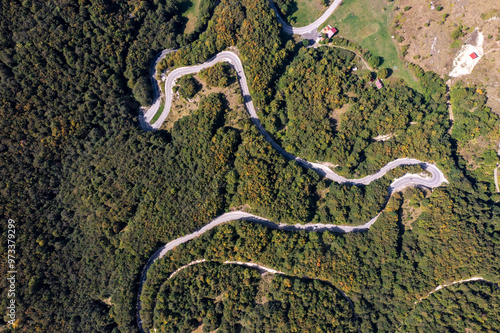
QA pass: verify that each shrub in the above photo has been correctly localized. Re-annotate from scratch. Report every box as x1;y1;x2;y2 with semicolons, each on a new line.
361;70;373;82
367;55;381;69
133;76;152;106
199;62;234;88
401;44;410;57
404;6;411;11
377;68;390;79
450;39;462;48
408;62;424;78
451;25;465;40
177;75;200;100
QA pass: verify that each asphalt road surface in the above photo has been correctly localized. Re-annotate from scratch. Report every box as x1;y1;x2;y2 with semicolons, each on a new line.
138;155;445;331
139;50;446;187
139;0;343;130
270;0;343;36
135;47;448;333
135;1;450;331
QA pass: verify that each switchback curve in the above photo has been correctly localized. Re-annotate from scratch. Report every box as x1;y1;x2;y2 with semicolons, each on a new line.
140;50;446;187
136;2;449;332
139;0;341;130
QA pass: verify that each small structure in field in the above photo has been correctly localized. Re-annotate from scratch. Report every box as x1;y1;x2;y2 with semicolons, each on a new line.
469;52;478;59
375;78;383;89
321;25;338;39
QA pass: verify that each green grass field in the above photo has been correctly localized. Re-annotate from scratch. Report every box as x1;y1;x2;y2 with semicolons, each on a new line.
288;0;326;26
179;0;201;34
322;0;422;92
150;101;165;125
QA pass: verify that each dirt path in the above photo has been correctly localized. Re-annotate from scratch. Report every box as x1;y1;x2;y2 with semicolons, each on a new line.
157;259;359;328
396;277;500;331
413;277;492;305
322;43;373;71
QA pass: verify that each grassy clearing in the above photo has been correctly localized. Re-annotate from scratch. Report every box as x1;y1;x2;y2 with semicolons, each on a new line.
161;71;247;131
150;101;165;125
287;0;326;26
323;0;422;92
179;0;201;35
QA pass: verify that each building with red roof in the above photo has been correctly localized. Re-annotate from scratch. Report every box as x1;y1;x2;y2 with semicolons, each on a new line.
470;52;478;59
321;25;338;39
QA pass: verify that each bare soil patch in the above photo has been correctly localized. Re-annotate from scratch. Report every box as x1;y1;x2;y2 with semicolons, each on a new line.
255;274;274;305
161;72;247;131
229;204;251;212
191;325;204;333
372;133;394;141
330;103;350;125
101;297;114;306
394;0;500;113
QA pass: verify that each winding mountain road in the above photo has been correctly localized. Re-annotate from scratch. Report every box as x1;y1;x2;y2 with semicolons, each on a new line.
139;50;446;187
139;49;174;131
137;158;445;332
136;2;450;332
139;0;342;130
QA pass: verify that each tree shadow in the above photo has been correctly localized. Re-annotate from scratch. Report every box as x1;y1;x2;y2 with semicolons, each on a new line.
285;1;299;22
176;0;193;28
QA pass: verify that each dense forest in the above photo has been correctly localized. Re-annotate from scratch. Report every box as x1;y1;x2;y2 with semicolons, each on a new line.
0;0;499;332
402;281;500;332
143;179;500;331
450;82;500;191
262;46;452;177
153;262;356;332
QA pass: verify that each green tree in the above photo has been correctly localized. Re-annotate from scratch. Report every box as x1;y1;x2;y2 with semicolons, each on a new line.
367;55;381;68
176;75;200;99
377;68;390;79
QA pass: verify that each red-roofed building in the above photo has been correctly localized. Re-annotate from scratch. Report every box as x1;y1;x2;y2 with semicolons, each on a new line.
375;78;383;89
321;25;338;39
470;52;478;59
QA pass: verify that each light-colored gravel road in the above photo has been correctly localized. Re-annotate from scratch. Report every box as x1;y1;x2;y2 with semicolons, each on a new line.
413;277;499;305
166;259;358;320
